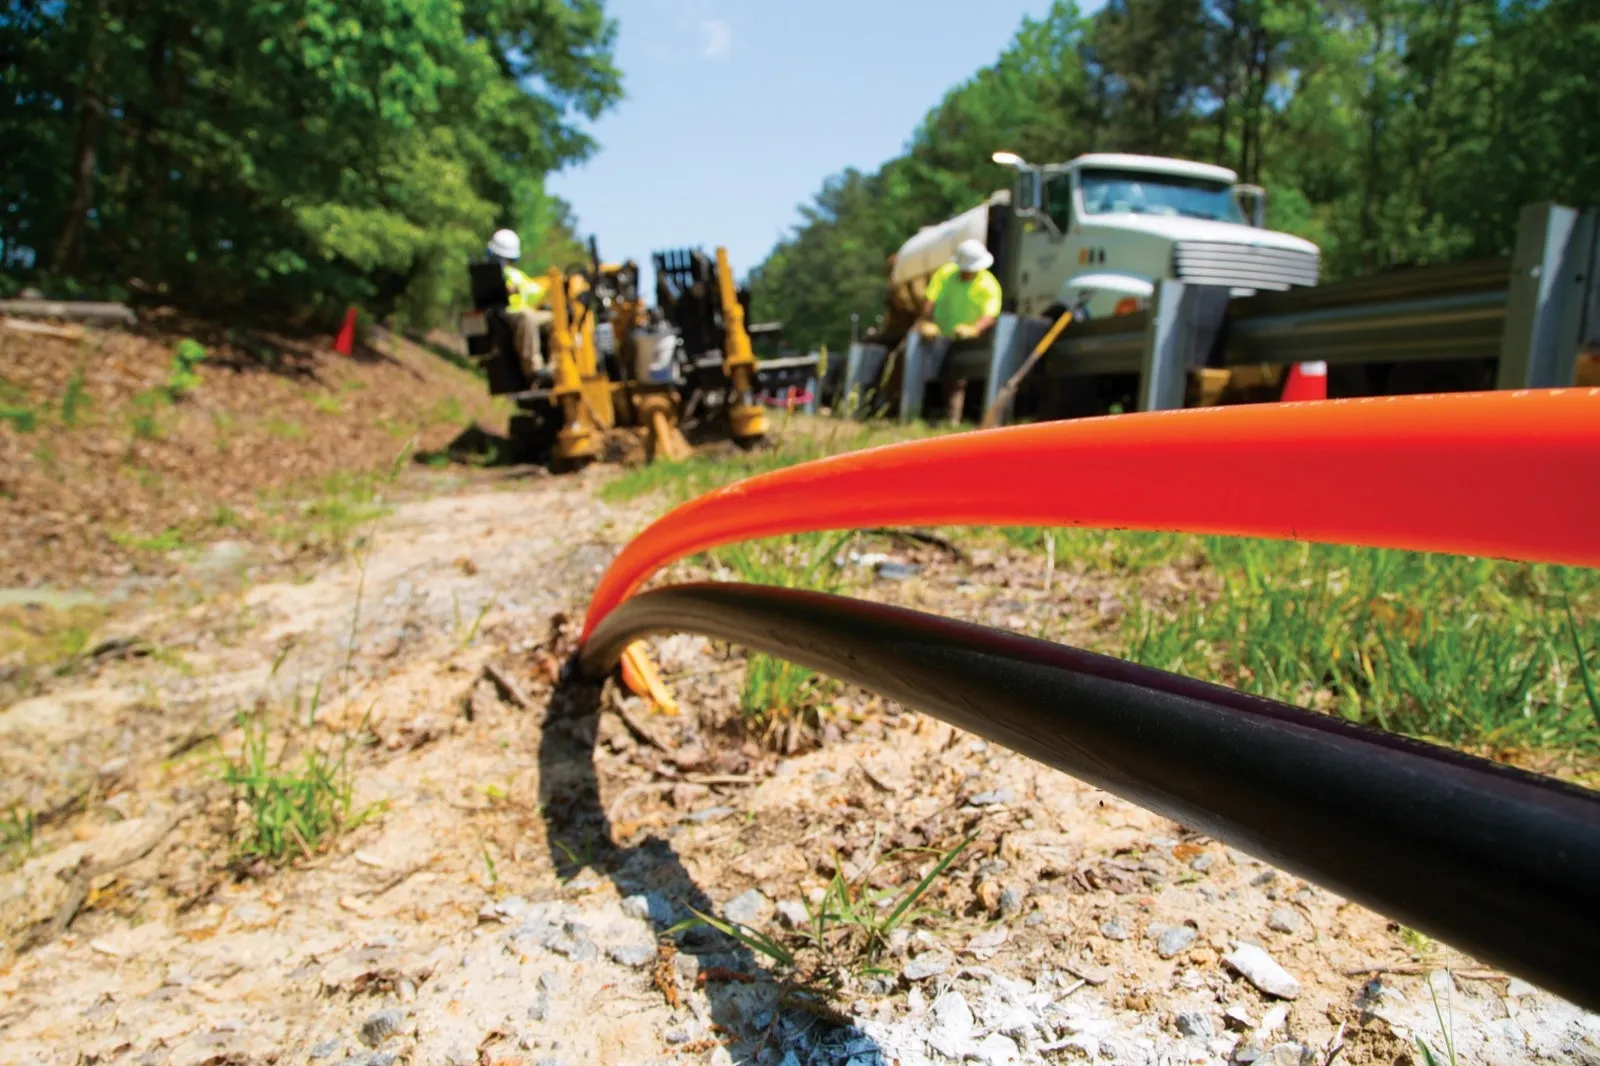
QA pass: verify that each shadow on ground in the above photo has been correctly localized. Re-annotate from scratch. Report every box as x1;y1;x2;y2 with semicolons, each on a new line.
537;675;887;1063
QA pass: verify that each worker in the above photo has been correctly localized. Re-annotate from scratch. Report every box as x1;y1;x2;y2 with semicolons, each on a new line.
486;228;551;378
915;238;1002;421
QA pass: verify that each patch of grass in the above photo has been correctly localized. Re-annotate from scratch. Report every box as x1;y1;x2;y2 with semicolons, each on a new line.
263;416;306;441
668;832;974;981
60;368;87;426
309;391;343;415
128;389;170;440
217;701;378;865
2;403;38;431
109;526;189;554
1;806;37;871
0;602;105;693
1118;536;1600;752
423;395;467;427
166;338;206;399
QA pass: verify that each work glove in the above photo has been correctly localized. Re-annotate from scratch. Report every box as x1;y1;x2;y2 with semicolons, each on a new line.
952;323;980;340
916;321;941;340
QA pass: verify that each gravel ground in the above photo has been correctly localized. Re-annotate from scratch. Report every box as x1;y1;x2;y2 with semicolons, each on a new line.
2;464;1597;1066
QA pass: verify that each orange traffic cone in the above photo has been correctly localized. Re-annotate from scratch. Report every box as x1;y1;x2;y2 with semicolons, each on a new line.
333;306;357;356
1280;360;1327;402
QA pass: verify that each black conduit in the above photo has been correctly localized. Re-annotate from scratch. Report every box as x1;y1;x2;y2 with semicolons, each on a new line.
582;582;1600;1010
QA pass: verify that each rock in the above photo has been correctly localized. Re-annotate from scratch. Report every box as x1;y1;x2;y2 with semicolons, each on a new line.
534;1058;567;1066
1232;1044;1265;1064
540;970;566;994
903;952;952;981
973;1032;1021;1065
724;888;771;926
664;1030;691;1045
927;991;975;1059
775;899;810;929
968;786;1016;807
1223;1006;1257;1031
1250;871;1276;888
998;887;1025;917
1255;1004;1289;1042
965;924;1009;960
1176;1012;1214;1038
621;893;673;923
1065;960;1111;986
1225;944;1301;1000
875;562;922;581
607;942;656;969
673;953;701;983
1262;1042;1313;1065
1266;907;1303;935
310;1040;339;1059
359;1009;403;1047
1191;852;1217;873
1100;917;1131;941
1157;925;1197;959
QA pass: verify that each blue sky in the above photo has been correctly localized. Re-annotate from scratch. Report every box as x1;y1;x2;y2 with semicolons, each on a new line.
547;0;1079;284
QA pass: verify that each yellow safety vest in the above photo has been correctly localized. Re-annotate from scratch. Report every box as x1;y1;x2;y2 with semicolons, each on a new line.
504;265;549;313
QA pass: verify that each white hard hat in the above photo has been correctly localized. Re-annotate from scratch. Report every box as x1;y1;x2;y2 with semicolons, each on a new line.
488;229;522;260
955;238;993;273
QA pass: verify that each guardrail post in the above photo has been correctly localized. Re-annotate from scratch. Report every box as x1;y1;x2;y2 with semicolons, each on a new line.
1497;203;1599;389
900;333;930;423
981;314;1029;424
1139;281;1191;411
841;342;886;418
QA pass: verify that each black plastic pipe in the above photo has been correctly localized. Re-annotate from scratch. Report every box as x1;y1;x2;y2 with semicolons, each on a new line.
582;582;1600;1010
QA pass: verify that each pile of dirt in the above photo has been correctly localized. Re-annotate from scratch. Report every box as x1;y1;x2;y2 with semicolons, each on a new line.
0;311;507;588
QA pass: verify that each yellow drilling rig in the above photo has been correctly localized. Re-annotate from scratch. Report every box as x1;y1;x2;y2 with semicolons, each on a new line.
461;241;812;467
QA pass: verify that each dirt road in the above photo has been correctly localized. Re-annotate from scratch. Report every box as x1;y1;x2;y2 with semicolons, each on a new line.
2;465;1595;1066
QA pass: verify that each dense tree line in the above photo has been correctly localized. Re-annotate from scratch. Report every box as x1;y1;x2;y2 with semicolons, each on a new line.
0;0;618;325
751;0;1600;354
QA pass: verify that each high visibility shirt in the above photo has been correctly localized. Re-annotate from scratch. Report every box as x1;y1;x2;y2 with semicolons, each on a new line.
924;261;1002;337
504;265;549;313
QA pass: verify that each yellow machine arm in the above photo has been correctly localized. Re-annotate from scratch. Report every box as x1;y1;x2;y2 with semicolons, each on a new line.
714;247;768;441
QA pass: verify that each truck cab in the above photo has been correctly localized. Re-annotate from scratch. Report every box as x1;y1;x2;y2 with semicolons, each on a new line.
998;152;1321;319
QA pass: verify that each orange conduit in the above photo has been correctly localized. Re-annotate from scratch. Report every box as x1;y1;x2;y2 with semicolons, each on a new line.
583;389;1600;640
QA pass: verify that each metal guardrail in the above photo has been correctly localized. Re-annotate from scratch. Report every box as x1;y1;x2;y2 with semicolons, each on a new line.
882;202;1598;424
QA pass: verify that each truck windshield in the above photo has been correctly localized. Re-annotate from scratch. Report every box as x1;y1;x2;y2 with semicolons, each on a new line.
1079;168;1245;224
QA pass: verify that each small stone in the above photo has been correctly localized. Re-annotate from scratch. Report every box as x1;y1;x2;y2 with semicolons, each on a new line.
311;1040;339;1059
664;1029;691;1045
1176;1012;1214;1038
673;953;700;982
968;787;1016;807
903;952;951;981
973;1032;1021;1065
1266;907;1303;935
1507;977;1539;999
875;562;922;581
1100;917;1131;941
1225;943;1301;1000
540;970;567;993
607;942;655;969
775;899;810;929
1157;925;1197;958
1232;1045;1265;1064
1250;871;1276;888
621;893;672;923
360;1009;403;1047
367;1055;397;1066
1262;1042;1313;1065
724;888;771;926
1223;1006;1257;1031
1191;853;1217;873
534;1058;567;1066
998;887;1025;917
927;991;975;1058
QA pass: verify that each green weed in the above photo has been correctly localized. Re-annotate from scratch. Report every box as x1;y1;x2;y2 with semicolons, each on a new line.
2;404;38;431
60;368;86;426
424;395;467;427
309;391;343;415
2;806;38;870
263;416;306;441
667;833;974;979
166;338;206;399
110;527;189;554
217;702;378;865
128;389;170;440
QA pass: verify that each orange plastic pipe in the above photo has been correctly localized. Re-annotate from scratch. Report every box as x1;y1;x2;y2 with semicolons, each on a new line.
583;389;1600;640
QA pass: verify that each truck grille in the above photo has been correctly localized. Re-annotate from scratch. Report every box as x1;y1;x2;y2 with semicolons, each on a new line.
1173;242;1320;290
